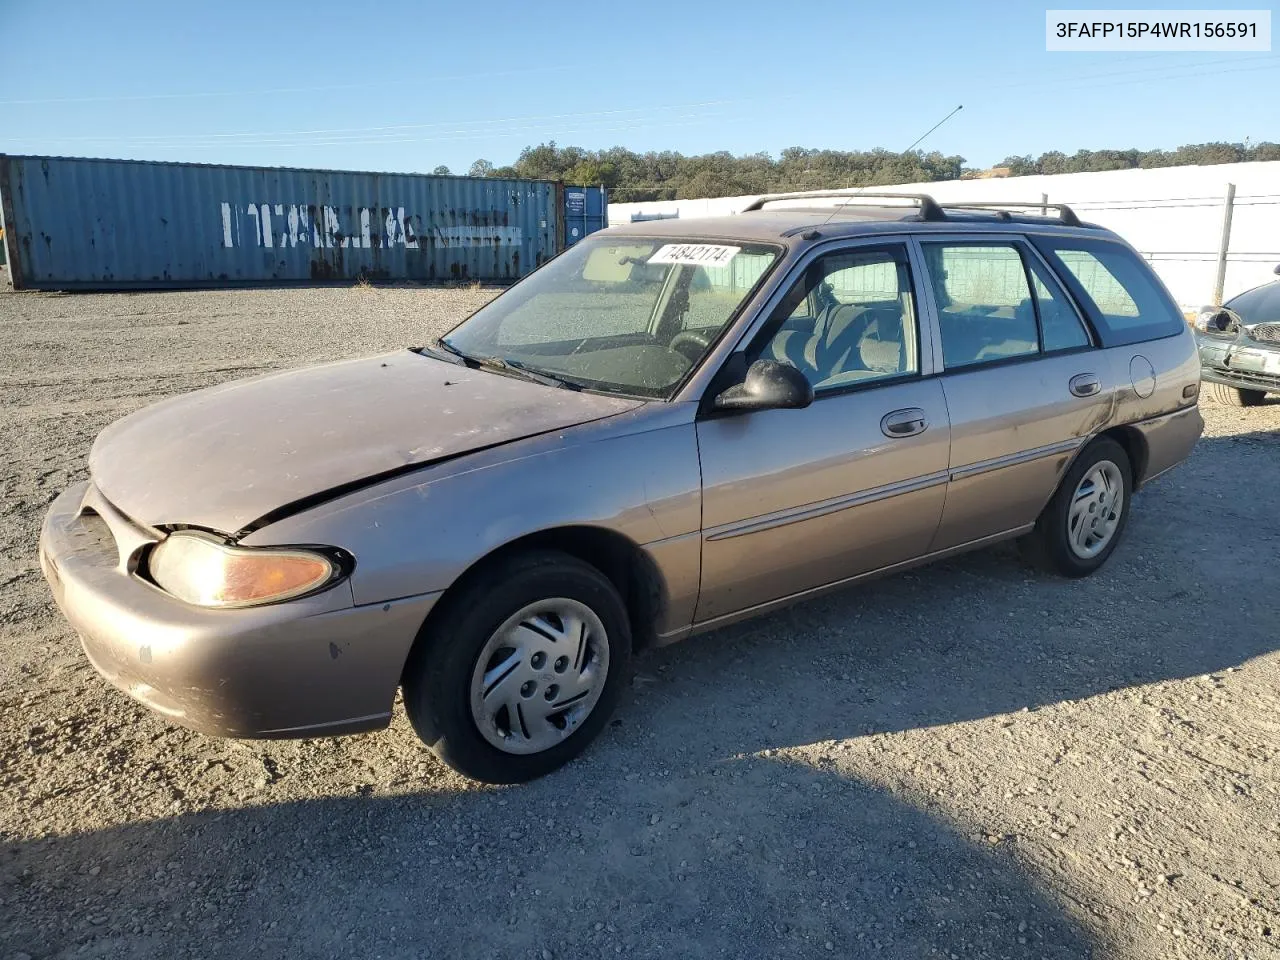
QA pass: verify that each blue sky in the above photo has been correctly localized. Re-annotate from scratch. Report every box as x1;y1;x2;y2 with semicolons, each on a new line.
1;0;1275;173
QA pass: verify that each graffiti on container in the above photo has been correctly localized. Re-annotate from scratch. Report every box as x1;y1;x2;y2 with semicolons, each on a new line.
219;203;523;249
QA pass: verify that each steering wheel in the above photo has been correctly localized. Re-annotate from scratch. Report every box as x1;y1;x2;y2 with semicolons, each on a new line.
669;329;711;362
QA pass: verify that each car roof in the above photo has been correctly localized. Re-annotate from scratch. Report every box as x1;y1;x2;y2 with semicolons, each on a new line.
602;193;1112;245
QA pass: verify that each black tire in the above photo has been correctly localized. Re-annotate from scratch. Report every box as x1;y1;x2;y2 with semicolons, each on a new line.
1204;381;1267;407
1018;437;1133;578
402;549;631;784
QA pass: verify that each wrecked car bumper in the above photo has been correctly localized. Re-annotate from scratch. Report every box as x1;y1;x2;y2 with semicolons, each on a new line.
1201;359;1280;394
39;481;438;738
1198;336;1280;393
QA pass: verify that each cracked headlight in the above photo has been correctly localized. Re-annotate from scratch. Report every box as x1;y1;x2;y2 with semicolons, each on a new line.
148;532;341;608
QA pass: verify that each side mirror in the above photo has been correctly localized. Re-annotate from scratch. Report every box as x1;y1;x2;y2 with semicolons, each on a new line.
714;359;814;412
1274;264;1280;275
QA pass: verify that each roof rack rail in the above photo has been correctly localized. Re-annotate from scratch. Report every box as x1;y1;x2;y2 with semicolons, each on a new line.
740;190;946;221
940;201;1082;227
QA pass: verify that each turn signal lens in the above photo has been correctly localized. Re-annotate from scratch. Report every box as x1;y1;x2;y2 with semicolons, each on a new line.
148;533;338;608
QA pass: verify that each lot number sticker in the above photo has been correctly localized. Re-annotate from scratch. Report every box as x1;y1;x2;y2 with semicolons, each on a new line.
648;244;741;266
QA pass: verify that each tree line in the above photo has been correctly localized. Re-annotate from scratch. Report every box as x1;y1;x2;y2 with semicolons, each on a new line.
459;145;965;201
995;142;1280;177
434;141;1280;201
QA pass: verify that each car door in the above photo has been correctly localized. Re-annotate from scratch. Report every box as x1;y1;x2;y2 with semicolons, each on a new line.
913;235;1113;552
694;240;951;623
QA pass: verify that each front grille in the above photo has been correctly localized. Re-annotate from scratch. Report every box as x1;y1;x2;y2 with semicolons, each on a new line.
1247;322;1280;346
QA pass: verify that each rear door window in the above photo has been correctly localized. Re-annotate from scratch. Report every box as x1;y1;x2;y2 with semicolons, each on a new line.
920;243;1039;368
1030;237;1184;347
1027;257;1091;352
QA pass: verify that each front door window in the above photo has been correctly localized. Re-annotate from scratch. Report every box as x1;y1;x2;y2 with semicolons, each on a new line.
757;245;920;391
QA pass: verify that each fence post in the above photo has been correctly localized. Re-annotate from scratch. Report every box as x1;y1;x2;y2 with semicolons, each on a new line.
1213;183;1236;306
1040;192;1048;216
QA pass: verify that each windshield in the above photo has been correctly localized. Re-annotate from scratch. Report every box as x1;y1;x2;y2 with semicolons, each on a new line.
1226;281;1280;324
440;237;781;398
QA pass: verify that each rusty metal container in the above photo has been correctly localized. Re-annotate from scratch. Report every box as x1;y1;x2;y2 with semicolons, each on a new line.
0;155;562;289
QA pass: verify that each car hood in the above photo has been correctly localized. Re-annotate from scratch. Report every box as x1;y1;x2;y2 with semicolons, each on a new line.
89;351;642;533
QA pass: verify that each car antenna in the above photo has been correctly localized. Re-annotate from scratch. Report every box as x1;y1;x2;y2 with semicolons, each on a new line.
819;104;963;229
903;104;964;154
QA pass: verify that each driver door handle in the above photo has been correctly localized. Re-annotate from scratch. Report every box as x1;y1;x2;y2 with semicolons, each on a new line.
1069;374;1101;398
881;408;928;438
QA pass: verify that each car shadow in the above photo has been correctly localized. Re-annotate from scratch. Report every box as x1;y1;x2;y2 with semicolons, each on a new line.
4;433;1276;958
2;758;1096;960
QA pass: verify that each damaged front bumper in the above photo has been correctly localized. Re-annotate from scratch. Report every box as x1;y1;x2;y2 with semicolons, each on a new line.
38;481;438;738
1198;336;1280;393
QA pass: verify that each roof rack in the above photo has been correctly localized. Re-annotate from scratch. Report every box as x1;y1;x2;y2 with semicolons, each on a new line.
939;201;1082;227
739;190;1085;227
740;191;946;221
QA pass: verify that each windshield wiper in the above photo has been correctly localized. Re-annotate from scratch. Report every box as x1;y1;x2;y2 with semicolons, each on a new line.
473;356;581;391
426;339;580;390
418;338;469;365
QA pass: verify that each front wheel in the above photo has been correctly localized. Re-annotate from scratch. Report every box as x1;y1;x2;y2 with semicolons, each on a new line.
403;550;631;784
1018;437;1132;578
1204;381;1267;407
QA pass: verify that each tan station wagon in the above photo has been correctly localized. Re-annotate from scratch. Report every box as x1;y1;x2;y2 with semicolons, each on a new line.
40;193;1204;782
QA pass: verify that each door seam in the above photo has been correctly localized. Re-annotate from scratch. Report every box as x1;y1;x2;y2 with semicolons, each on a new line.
925;378;955;554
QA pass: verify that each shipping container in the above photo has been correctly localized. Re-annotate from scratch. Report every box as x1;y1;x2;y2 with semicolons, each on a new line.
561;185;607;247
0;155;566;290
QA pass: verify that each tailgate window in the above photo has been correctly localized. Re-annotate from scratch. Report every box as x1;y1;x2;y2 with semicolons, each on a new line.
1030;237;1184;347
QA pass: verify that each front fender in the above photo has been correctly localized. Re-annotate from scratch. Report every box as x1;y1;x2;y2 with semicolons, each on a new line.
240;415;702;612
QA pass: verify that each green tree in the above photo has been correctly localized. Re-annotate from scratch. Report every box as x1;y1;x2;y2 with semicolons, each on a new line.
1038;151;1068;175
562;159;618;186
998;155;1037;177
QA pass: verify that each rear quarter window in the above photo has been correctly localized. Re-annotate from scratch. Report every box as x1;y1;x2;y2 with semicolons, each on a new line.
1029;236;1184;347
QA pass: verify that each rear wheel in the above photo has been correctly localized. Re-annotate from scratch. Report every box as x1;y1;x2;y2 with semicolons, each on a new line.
402;550;631;784
1204;381;1267;407
1019;437;1132;578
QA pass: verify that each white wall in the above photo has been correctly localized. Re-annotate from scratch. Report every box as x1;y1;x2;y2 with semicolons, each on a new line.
607;162;1280;310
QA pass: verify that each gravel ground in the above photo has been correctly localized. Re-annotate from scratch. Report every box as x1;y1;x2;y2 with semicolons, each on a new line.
2;271;1278;960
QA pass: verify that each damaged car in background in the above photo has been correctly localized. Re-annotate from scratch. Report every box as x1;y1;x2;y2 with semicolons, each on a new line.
1195;264;1280;406
40;192;1203;784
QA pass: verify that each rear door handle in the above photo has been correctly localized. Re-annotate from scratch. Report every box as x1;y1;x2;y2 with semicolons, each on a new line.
881;408;928;438
1069;374;1101;398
